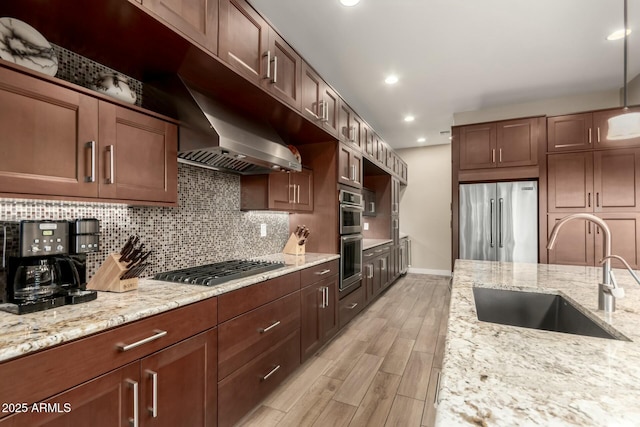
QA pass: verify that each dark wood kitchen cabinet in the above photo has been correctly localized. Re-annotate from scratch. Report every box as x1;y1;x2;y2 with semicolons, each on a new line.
548;149;640;213
459;118;540;170
98;102;178;204
139;0;218;54
338;143;363;189
0;65;99;199
548;213;640;269
264;31;302;108
300;261;339;362
301;62;340;137
339;103;363;150
0;65;178;206
593;107;640;149
240;168;313;212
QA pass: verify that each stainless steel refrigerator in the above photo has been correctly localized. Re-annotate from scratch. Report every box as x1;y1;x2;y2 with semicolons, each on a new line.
459;181;538;262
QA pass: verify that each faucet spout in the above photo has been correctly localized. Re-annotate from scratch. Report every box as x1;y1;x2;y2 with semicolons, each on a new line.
547;213;615;312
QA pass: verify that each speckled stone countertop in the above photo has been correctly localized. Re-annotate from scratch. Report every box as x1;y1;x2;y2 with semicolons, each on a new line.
0;252;339;364
363;238;393;250
436;259;640;427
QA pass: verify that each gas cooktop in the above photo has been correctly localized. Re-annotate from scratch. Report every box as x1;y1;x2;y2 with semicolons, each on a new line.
154;259;285;286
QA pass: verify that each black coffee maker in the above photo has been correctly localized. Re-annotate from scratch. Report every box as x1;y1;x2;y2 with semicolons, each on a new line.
0;220;97;314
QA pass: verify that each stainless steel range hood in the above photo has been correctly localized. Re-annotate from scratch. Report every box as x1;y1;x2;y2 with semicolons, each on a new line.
146;76;301;175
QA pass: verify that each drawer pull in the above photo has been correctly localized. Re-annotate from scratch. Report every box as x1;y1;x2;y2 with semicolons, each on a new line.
259;320;281;334
315;269;332;275
147;370;158;418
117;330;167;352
347;302;358;310
261;364;281;381
364;252;375;257
375;249;383;253
126;379;139;427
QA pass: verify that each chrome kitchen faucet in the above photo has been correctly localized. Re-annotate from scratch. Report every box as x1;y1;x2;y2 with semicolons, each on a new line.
547;213;635;313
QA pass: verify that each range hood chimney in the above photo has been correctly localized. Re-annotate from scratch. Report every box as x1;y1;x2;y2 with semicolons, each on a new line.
145;76;302;175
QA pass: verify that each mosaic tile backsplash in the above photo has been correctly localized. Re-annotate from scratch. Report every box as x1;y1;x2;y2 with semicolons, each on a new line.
0;164;290;281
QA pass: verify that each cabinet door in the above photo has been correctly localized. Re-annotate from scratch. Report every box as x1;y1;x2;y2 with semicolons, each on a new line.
364;125;375;157
291;169;313;211
547;214;595;266
594;107;640;148
351;150;363;188
5;363;139;427
338;102;351;143
496;118;538;167
391;177;400;215
594;148;640;212
141;0;218;53
140;328;217;427
351;113;364;150
301;62;323;123
218;0;269;84
459;123;496;170
300;282;323;361
363;260;375;304
547;113;593;152
547;152;594;212
265;31;301;109
98;102;178;204
376;136;386;165
268;171;293;211
322;85;340;137
0;67;99;198
596;214;640;269
379;252;390;288
320;275;339;343
338;143;353;186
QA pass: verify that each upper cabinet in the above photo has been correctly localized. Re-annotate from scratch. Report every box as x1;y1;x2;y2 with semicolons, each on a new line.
301;63;340;137
459;118;540;170
338;143;362;189
0;66;177;205
139;0;219;54
265;31;302;109
338;103;363;150
240;169;313;212
548;108;640;152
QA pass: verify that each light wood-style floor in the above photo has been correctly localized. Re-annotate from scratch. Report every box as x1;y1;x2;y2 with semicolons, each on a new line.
238;274;452;427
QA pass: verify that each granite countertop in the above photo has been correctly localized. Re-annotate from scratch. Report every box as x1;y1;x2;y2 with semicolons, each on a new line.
437;259;640;426
0;252;339;363
363;238;393;251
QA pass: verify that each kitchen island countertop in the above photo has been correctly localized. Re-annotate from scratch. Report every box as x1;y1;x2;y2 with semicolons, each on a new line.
437;259;640;426
0;252;339;363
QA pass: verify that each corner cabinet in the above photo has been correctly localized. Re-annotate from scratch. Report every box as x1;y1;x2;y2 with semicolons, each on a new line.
0;65;178;206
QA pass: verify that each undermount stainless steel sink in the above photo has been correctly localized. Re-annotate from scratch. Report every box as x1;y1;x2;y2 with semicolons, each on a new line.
473;287;628;341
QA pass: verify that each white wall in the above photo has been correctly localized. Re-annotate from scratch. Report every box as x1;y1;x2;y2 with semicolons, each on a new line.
397;144;452;276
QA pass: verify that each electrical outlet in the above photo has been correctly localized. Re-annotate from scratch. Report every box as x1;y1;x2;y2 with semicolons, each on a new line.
364;222;369;231
260;223;267;237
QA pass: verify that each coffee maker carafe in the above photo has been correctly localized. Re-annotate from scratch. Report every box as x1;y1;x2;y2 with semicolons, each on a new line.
12;257;62;302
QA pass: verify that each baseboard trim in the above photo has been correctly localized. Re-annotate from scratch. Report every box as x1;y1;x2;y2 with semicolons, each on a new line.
407;268;452;277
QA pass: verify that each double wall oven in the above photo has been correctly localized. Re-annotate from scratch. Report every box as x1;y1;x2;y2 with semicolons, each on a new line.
339;189;363;294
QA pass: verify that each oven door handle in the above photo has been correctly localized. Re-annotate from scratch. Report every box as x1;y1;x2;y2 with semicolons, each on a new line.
341;234;363;243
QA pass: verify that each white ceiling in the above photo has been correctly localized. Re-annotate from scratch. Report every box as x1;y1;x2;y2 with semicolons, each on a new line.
248;0;640;149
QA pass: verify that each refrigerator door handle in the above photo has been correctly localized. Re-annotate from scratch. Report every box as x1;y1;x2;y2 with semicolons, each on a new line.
490;198;495;248
499;198;504;248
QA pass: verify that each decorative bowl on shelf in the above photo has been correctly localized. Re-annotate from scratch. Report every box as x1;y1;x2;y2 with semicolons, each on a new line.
0;17;58;76
90;72;137;105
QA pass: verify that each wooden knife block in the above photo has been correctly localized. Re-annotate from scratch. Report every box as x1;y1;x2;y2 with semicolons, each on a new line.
87;253;138;292
282;233;305;256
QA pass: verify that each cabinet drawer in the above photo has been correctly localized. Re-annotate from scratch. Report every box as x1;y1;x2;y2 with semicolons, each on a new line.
218;329;301;427
339;284;365;328
300;260;339;287
0;297;217;412
218;272;300;323
218;291;300;380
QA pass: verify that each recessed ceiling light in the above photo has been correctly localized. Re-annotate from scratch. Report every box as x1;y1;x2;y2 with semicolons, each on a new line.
417;137;426;143
385;75;399;85
607;28;632;40
340;0;360;6
404;115;415;122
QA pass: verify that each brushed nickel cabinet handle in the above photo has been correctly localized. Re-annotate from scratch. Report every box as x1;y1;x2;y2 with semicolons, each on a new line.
319;287;326;308
597;127;601;143
146;370;158;418
588;192;591;207
319;100;327;123
261;365;281;381
272;55;278;84
596;192;600;207
492;148;496;163
347;302;358;309
499;148;502;163
263;50;271;79
588;128;592;144
370;201;375;213
350;164;356;181
367;264;373;279
126;379;139;427
85;141;96;183
107;144;115;184
315;269;331;275
297;184;301;204
258;320;281;334
117;330;167;352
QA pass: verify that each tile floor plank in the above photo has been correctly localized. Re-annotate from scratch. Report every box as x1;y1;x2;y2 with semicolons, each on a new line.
237;405;285;427
348;371;401;427
333;353;384;406
380;337;416;376
385;395;425;427
397;351;435;400
311;400;357;427
277;375;343;427
365;327;399;358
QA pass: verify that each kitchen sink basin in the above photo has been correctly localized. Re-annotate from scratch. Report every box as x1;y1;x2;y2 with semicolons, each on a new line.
473;287;626;341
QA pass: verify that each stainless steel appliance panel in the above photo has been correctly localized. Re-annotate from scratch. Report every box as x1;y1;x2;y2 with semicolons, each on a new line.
496;181;538;263
459;183;498;261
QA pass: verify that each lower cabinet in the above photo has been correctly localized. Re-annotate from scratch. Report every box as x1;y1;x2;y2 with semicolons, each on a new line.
363;244;392;304
300;270;339;362
339;283;365;328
